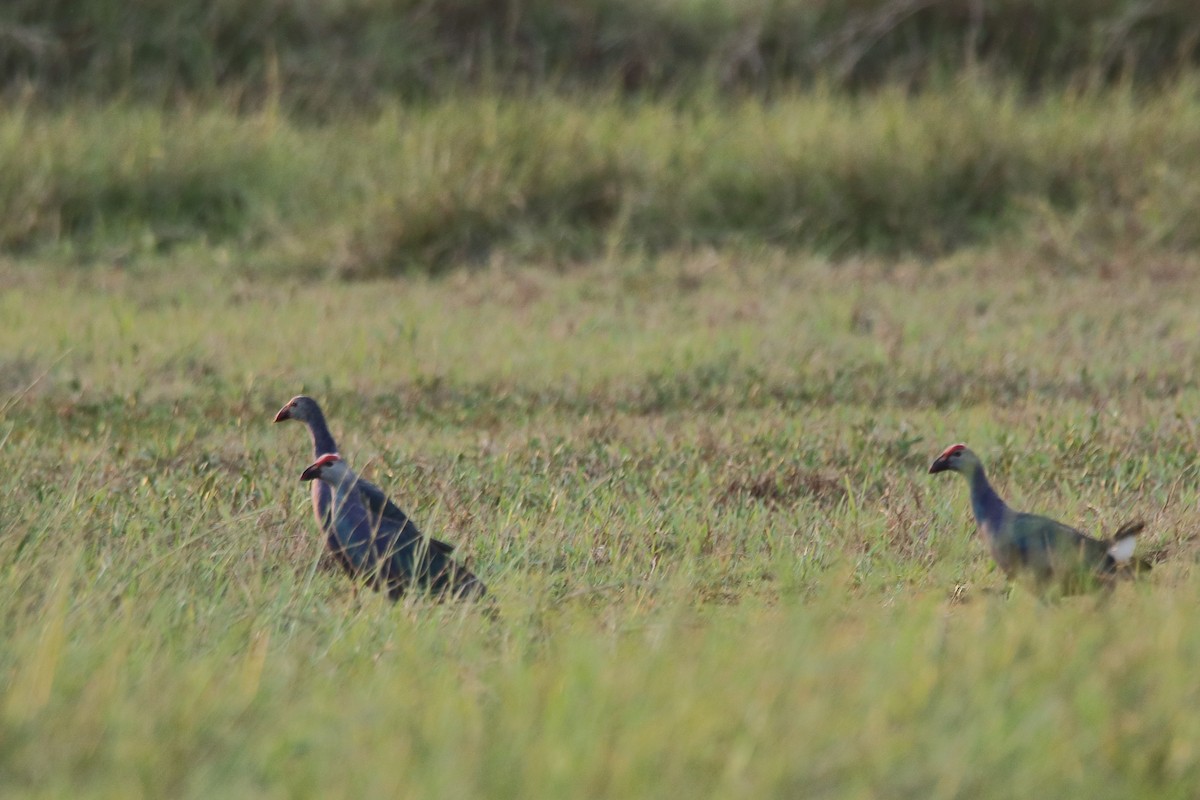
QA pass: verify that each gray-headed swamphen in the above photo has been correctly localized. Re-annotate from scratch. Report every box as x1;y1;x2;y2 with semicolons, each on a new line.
275;395;457;552
297;453;486;600
300;453;486;600
929;443;1150;592
276;396;483;599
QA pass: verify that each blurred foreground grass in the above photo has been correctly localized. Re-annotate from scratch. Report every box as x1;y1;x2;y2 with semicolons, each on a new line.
1;251;1200;795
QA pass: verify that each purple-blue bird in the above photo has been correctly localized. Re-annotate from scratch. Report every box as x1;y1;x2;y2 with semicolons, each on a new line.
929;443;1149;592
300;454;485;600
275;396;484;599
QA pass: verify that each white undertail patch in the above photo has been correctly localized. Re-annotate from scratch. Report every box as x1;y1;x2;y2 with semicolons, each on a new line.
1107;535;1138;565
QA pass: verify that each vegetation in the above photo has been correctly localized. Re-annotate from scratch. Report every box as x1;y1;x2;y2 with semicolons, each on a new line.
7;81;1200;274
2;256;1199;795
4;0;1200;108
3;1;1200;796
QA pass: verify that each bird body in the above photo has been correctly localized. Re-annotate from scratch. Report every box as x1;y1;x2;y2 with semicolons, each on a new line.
320;459;379;574
300;453;486;600
275;396;481;599
275;395;457;552
929;443;1148;592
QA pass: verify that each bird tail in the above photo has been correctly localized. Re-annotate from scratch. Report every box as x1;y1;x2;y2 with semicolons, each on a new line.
1106;520;1147;569
382;539;488;602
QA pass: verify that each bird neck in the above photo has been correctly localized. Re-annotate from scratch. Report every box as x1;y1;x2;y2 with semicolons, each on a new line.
966;463;1008;533
306;410;339;457
327;470;360;503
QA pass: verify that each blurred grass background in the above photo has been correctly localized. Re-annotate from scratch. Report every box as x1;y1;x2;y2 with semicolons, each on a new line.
5;0;1200;107
6;85;1200;275
1;1;1200;275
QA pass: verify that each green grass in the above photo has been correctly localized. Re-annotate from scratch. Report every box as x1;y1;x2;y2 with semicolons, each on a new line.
2;246;1200;795
9;81;1200;272
5;49;1200;792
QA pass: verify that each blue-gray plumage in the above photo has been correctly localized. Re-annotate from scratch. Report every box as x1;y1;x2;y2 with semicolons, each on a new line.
300;453;486;600
929;443;1149;591
311;455;376;573
275;395;480;599
274;395;457;562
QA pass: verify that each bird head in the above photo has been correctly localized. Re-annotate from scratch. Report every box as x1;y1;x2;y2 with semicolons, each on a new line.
300;453;346;483
928;443;980;475
274;395;319;424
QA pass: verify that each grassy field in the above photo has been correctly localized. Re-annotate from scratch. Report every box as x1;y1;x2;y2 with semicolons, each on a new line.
4;12;1200;785
3;238;1200;795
